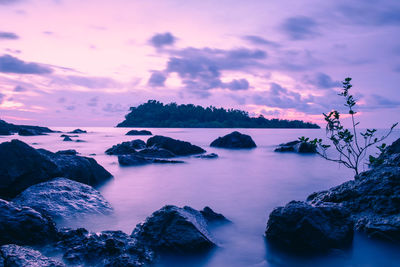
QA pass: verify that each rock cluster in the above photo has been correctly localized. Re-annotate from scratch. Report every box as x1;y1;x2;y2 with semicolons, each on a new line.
274;140;316;153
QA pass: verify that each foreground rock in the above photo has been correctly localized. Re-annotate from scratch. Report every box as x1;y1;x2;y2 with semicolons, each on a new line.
147;135;205;156
13;178;113;221
132;205;226;253
0;139;112;199
0;199;57;246
118;154;184;166
126;130;152;136
0;245;65;267
56;228;154;266
210;131;256;148
68;129;87;134
274;140;316;153
105;140;146;155
265;201;353;252
0;119;55;136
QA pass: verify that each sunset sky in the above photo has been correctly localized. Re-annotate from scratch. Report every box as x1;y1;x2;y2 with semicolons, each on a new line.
0;0;399;127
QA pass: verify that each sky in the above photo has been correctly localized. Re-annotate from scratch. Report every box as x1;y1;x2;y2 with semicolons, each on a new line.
0;0;399;127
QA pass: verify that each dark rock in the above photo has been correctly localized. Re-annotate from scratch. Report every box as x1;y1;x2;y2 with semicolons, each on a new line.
147;135;205;156
132;205;221;253
275;140;316;153
370;138;400;167
13;178;113;221
0;128;12;136
210;131;256;149
200;206;229;223
0;245;65;267
195;153;218;159
56;228;154;266
126;130;152;136
137;148;176;158
68;129;87;134
0;199;57;246
0;119;55;136
63;136;72;142
118;154;184;166
56;149;78;155
18;128;47;136
75;139;86;143
105;140;146;155
60;134;78;138
265;201;353;252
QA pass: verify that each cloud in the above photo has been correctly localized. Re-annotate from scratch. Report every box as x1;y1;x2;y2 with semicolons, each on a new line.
65;105;75;111
149;32;176;48
242;35;280;47
0;93;4;104
281;16;320;40
52;75;120;89
0;0;22;5
13;85;27;92
87;96;98;107
363;94;400;109
0;54;53;74
148;71;166;87
304;72;340;89
57;97;66;103
0;31;19;40
221;78;249;91
102;103;127;113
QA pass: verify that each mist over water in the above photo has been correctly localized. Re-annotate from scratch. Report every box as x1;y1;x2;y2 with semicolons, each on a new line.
2;128;400;266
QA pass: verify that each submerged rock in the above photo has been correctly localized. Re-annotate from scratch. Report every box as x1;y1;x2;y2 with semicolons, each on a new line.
0;245;65;267
126;130;153;136
0;199;57;246
105;140;146;155
132;205;225;253
68;129;87;134
147;135;205;156
63;136;73;141
18;128;47;136
274;140;316;153
13;178;113;221
195;153;219;159
118;154;184;166
60;134;78;138
210;131;256;148
265;201;353;252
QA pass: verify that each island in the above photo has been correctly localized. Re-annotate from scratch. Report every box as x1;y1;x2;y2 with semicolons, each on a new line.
117;100;320;128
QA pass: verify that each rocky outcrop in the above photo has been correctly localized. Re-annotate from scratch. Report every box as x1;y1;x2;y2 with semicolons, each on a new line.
265;201;353;252
13;178;113;221
132;205;226;253
18;128;47;136
63;136;73;141
105;140;146;155
147;136;205;156
126;130;152;136
195;153;218;159
210;131;256;148
0;245;65;267
68;129;87;134
118;154;184;166
56;149;78;156
0;119;55;136
55;228;154;266
0;199;57;246
274;140;316;153
136;148;176;158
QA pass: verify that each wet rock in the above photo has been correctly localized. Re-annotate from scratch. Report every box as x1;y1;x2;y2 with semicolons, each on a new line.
147;135;205;156
195;153;218;159
118;154;184;166
60;134;78;138
210;131;256;149
18;128;47;136
63;136;72;141
0;119;55;136
68;129;87;134
13;178;113;221
200;206;229;223
0;128;12;136
275;140;316;153
105;140;146;155
137;148;176;158
265;201;353;252
75;139;86;143
132;205;222;253
55;228;154;266
56;149;78;155
0;245;65;267
126;130;152;136
0;199;57;246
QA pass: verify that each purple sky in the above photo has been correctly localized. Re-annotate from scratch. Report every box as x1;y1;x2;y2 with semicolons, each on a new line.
0;0;399;127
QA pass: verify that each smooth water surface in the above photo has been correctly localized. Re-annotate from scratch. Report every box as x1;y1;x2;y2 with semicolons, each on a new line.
2;128;400;267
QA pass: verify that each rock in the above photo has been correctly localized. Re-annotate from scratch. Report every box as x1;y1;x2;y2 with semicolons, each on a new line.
137;148;176;158
118;154;184;166
0;199;57;246
75;139;86;143
370;138;400;167
56;149;78;155
126;130;152;136
0;245;65;267
275;140;316;153
0;139;60;199
0;128;12;136
200;206;229;223
132;205;221;253
60;134;78;138
265;201;353;252
13;178;113;221
147;135;205;156
105;140;146;155
18;128;47;136
0;119;55;136
195;153;218;159
55;228;154;266
63;136;73;141
210;131;256;148
68;129;87;134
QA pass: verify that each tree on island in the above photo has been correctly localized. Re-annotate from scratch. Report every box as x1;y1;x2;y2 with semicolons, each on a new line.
117;100;320;129
301;77;398;175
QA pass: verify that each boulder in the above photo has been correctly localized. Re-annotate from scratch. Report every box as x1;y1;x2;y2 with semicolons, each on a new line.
13;178;113;221
210;131;256;148
147;135;205;156
126;130;152;136
195;153;218;159
275;140;316;153
55;228;154;266
265;201;353;252
118;154;184;166
68;129;87;134
0;245;65;267
132;205;225;253
136;148;176;158
0;199;57;246
63;136;72;141
105;140;146;155
200;206;229;223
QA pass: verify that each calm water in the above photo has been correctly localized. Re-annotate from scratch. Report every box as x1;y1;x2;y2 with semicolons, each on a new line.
2;127;400;267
